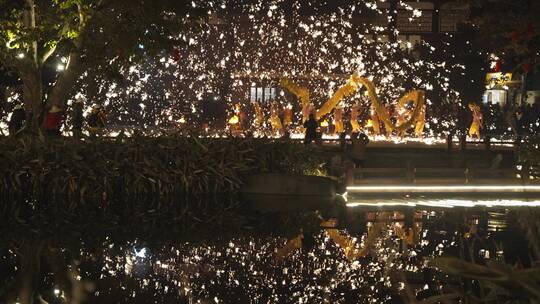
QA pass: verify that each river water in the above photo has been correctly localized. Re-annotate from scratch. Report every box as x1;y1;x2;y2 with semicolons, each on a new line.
1;204;536;304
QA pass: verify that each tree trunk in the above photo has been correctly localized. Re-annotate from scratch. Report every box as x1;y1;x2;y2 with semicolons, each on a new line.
21;70;43;129
46;53;83;110
21;0;43;130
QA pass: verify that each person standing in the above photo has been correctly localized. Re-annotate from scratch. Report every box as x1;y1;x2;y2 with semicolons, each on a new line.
395;107;408;138
350;102;361;137
253;102;264;132
8;104;26;136
369;107;381;136
43;105;64;136
415;104;426;137
301;102;312;124
334;105;344;135
303;113;318;146
468;103;483;139
283;103;293;129
270;101;283;137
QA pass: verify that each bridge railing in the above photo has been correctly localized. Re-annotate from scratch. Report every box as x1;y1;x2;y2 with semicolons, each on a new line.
348;166;538;185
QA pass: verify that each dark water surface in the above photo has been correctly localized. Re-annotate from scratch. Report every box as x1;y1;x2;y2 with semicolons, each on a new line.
0;205;536;304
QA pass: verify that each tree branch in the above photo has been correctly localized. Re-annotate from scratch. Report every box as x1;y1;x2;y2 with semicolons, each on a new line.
40;44;58;66
40;22;71;65
22;0;38;67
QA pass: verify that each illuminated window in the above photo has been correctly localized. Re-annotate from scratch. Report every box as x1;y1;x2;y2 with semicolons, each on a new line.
483;90;507;104
250;87;257;102
398;34;421;50
250;87;276;103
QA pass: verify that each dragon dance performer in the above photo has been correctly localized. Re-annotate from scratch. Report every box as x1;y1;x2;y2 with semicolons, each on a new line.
228;103;242;136
350;103;361;135
468;103;483;139
270;101;283;136
283;103;293;127
253;102;264;131
415;104;426;137
368;107;381;135
333;105;344;135
396;107;409;138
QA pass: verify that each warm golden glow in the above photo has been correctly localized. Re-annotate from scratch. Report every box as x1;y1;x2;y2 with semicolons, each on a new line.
347;185;540;193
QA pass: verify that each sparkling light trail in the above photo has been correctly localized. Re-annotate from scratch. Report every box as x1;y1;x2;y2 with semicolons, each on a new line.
347;185;540;193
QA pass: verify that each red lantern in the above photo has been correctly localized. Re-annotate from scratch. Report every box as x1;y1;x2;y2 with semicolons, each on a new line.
173;49;181;62
523;62;532;73
494;60;501;72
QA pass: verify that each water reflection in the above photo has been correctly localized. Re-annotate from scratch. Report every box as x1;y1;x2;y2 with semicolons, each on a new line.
347;198;540;208
0;207;535;303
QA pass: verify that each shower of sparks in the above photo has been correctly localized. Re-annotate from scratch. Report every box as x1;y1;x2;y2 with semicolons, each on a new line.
0;0;482;139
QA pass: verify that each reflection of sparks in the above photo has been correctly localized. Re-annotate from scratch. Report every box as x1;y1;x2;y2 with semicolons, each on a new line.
4;206;528;303
72;230;457;303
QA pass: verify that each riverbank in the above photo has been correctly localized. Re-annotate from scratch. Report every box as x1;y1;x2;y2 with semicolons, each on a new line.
0;135;329;238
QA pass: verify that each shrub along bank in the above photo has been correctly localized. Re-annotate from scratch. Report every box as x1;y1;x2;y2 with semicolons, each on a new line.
0;135;327;237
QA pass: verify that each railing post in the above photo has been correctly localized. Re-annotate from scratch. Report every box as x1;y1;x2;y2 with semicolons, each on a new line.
465;167;470;184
